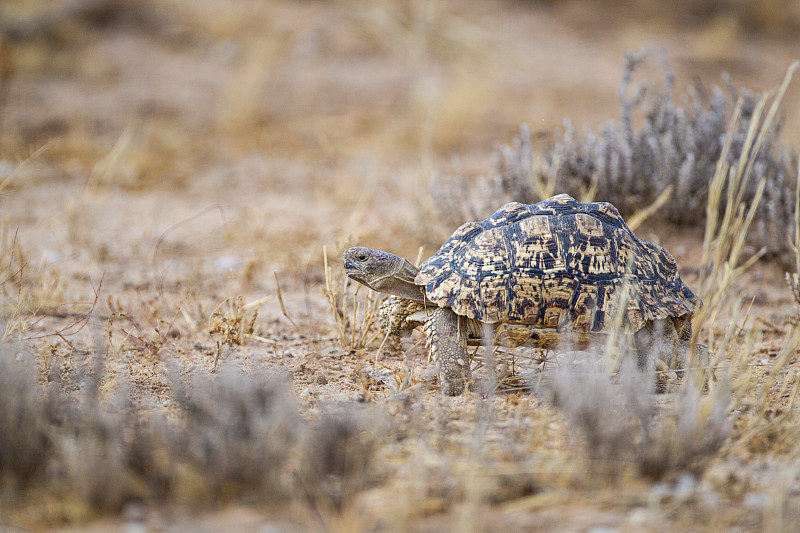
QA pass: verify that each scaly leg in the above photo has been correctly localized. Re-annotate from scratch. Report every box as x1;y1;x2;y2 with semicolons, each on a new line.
635;315;706;390
633;319;677;371
424;307;471;396
379;296;425;335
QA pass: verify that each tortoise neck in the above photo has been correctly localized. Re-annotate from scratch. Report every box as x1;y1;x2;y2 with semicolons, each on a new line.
371;259;426;302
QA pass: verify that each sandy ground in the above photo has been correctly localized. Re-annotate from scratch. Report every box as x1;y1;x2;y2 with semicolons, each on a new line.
1;0;800;531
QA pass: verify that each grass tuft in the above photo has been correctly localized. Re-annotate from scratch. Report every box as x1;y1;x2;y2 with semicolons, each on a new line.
541;354;731;481
323;246;384;353
0;336;329;523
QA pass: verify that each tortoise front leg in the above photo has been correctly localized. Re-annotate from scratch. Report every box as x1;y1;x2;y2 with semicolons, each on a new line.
424;307;471;396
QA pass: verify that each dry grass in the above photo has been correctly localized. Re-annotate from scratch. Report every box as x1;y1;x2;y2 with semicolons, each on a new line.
1;1;799;531
434;52;800;264
0;224;67;340
530;65;800;496
0;337;384;526
323;246;385;354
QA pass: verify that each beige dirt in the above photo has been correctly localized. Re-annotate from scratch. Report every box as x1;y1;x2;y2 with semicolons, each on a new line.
1;0;799;531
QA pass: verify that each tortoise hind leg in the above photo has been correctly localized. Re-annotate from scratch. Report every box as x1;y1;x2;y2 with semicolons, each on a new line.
634;315;706;375
424;307;472;396
633;318;683;371
671;314;712;379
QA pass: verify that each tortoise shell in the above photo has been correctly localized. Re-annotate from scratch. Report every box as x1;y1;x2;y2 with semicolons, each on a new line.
415;194;697;334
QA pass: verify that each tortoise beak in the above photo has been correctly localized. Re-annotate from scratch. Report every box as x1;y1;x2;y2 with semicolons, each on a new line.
343;258;366;281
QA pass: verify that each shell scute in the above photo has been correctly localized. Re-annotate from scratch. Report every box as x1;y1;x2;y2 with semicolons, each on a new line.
416;194;697;331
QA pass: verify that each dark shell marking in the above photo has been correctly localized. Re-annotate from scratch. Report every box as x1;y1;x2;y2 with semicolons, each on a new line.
415;194;697;334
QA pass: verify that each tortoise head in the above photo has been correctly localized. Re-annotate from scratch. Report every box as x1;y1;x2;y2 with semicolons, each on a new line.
343;247;425;302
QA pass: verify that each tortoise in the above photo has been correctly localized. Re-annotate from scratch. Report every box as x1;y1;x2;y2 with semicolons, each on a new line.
343;194;698;395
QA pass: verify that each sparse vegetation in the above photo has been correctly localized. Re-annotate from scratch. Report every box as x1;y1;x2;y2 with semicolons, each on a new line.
434;52;800;264
0;339;382;525
0;0;799;531
540;353;731;480
324;246;385;354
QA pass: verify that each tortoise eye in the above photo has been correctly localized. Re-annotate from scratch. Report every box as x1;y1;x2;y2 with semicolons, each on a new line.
356;252;369;262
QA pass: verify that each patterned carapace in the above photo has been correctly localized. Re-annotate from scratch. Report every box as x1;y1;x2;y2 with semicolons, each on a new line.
415;194;697;333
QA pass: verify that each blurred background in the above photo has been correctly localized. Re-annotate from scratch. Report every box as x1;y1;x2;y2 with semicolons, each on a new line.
0;0;799;286
1;2;800;528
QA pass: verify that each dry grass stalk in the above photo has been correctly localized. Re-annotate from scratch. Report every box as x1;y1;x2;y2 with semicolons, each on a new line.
694;63;798;376
323;246;383;352
208;296;258;346
785;162;800;316
0;225;68;339
625;184;673;231
273;272;302;337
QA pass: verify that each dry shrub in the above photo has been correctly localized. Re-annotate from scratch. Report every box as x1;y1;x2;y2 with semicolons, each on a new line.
535;62;800;482
433;52;799;263
106;291;182;360
55;356;156;512
542;354;730;480
170;363;300;502
637;378;732;479
299;408;384;513
208;296;259;349
0;342;151;513
0;340;53;487
0;335;386;523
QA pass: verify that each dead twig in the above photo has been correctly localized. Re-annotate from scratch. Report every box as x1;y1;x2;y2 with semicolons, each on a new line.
24;273;104;341
275;272;302;337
